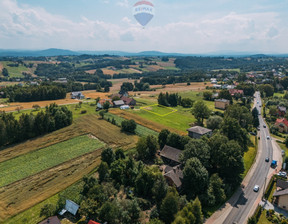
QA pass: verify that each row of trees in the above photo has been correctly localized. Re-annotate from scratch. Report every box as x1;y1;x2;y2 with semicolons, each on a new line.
157;92;194;108
0;103;72;147
120;81;151;92
3;85;66;102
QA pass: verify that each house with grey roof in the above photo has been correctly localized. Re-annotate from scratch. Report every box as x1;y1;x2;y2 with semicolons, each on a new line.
164;165;183;190
160;145;182;166
273;179;288;211
187;126;212;139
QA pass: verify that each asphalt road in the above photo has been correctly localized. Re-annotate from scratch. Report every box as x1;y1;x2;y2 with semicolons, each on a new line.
223;92;273;224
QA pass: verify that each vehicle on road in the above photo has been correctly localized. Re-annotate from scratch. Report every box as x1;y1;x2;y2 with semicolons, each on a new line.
263;125;266;128
271;160;277;168
265;157;269;162
282;150;285;156
257;127;260;131
267;136;270;140
253;185;260;192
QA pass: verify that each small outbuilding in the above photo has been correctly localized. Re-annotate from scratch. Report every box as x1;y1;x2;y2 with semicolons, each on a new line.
71;92;85;100
113;100;125;107
215;99;230;110
187;126;212;139
59;199;80;216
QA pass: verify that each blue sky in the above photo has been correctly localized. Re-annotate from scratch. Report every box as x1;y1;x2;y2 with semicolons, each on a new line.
0;0;287;53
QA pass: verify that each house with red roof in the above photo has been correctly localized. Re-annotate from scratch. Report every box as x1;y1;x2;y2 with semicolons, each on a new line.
229;89;244;96
97;99;113;109
88;220;101;224
275;118;288;133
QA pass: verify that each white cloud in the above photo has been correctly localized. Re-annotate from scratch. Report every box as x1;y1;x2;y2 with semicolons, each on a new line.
0;0;287;53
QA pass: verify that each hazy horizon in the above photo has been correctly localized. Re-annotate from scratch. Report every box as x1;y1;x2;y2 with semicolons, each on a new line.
0;0;287;54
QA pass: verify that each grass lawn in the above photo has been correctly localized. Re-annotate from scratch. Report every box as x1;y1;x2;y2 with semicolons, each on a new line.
0;135;105;187
274;92;284;98
140;104;177;116
105;112;158;137
258;211;272;224
129;106;195;132
242;136;258;177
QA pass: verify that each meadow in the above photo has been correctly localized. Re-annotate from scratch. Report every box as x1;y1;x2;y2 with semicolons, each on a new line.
0;61;32;78
0;135;105;187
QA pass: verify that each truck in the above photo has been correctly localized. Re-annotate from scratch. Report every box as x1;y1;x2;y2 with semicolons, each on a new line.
271;160;277;168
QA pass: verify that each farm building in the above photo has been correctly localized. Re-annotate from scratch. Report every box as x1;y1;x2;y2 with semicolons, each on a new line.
164;165;183;190
120;105;130;110
113;100;125;107
121;96;136;106
59;199;80;216
187;126;212;139
71;91;85;100
160;145;182;166
215;99;230;110
38;216;61;224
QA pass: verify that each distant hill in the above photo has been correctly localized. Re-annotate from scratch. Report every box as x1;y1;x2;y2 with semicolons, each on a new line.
0;48;80;57
0;48;287;57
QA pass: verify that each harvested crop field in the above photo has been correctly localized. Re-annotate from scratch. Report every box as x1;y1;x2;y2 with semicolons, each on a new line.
0;95;78;112
0;135;105;187
0;149;103;222
0;114;138;222
81;90;110;99
0;114;137;163
109;109;185;135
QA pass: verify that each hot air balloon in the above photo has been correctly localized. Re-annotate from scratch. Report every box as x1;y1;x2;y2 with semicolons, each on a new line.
133;0;154;27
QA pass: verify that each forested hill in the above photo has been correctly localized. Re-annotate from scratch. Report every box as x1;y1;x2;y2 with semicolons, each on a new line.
174;56;288;72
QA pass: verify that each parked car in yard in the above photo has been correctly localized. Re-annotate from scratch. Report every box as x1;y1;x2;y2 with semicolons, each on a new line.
278;171;287;178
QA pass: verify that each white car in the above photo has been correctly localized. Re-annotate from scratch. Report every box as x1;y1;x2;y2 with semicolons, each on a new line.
278;172;287;178
267;136;270;140
253;185;260;192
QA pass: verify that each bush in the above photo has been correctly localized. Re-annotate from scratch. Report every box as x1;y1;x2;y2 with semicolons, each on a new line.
40;204;56;217
121;119;137;133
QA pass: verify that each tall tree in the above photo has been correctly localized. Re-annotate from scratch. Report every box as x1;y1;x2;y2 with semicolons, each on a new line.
191;101;210;125
183;158;209;198
160;189;179;224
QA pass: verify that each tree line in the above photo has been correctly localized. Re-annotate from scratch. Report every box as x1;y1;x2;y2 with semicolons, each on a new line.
3;85;67;102
0;104;72;147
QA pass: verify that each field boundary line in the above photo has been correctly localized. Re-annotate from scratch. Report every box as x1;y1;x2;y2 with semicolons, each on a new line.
140;104;177;117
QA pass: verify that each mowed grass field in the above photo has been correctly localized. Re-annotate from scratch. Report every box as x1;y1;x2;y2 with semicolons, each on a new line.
0;135;105;187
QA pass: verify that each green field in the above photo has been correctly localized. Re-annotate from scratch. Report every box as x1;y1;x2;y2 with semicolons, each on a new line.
1;61;31;78
0;135;105;187
141;104;177;116
105;112;158;137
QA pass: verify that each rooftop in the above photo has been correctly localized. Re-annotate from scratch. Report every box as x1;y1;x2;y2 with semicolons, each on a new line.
273;188;288;197
164;165;183;188
160;145;182;164
215;99;230;103
187;126;212;135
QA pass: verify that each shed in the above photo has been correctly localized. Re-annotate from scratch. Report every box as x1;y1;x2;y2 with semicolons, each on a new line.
113;100;125;107
160;145;182;165
187;126;212;139
59;199;79;216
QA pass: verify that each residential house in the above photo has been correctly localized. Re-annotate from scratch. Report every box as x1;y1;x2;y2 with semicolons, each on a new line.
278;106;287;117
160;145;183;190
229;89;244;96
160;145;182;166
121;96;136;106
71;91;85;100
113;100;125;107
164;165;183;190
187;126;212;139
275;118;288;133
215;99;230;110
273;181;288;211
97;99;113;109
39;216;61;224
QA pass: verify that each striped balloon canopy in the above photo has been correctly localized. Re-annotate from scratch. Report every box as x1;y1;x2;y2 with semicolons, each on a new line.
133;1;154;27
